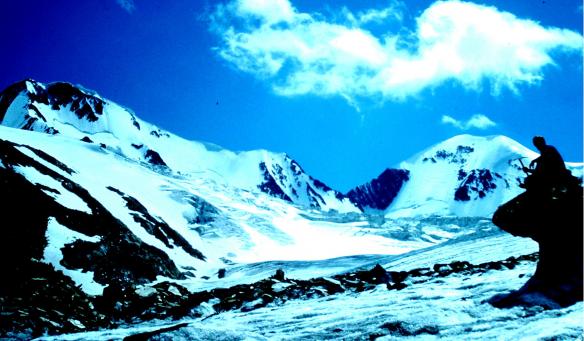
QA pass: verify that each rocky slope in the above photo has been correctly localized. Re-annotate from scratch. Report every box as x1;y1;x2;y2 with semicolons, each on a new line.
0;79;358;212
346;168;410;211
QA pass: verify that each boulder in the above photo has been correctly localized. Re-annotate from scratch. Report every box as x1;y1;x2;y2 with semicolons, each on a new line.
491;176;583;308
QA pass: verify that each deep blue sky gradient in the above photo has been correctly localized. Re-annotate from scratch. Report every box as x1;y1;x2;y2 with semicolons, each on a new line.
0;0;582;191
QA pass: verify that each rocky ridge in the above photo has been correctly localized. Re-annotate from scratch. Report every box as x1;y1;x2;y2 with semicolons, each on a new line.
1;251;540;339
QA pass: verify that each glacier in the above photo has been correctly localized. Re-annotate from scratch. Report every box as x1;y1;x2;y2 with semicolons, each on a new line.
0;79;581;340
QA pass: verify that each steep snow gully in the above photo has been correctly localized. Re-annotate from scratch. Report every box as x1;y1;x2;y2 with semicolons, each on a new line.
0;80;581;340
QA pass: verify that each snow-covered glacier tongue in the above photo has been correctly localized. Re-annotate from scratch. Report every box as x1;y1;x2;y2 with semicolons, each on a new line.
0;80;581;340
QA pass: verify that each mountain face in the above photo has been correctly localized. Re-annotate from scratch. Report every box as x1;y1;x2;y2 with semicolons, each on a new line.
346;168;410;211
0;79;358;213
382;135;582;217
344;140;581;216
0;79;582;339
1;79;581;227
3;79;580;217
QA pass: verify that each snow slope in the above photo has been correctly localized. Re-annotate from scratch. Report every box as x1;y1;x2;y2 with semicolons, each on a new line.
0;125;427;296
35;231;583;341
1;122;487;300
0;79;581;296
0;79;358;212
3;80;581;218
386;134;583;217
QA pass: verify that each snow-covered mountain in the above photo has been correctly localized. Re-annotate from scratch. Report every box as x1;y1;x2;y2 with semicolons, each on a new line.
0;79;429;299
3;79;581;218
348;135;583;217
0;79;357;212
0;79;581;339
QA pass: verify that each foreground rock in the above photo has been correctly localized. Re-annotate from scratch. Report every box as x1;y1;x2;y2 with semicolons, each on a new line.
1;252;539;339
491;175;583;308
0;139;191;339
0;261;107;338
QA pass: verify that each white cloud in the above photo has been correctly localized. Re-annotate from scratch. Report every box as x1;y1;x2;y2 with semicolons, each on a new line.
210;0;583;107
441;114;497;130
235;0;296;24
116;0;135;13
341;1;405;26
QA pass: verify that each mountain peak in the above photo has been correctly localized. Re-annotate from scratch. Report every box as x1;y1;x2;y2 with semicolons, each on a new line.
0;79;122;136
1;80;580;217
0;79;359;212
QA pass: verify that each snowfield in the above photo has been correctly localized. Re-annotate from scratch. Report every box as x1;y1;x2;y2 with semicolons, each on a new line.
0;124;512;294
0;80;581;340
35;231;583;341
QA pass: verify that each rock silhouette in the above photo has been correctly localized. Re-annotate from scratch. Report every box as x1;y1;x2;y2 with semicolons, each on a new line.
491;170;583;309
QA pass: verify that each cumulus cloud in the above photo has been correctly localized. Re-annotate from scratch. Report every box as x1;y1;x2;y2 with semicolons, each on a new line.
441;114;497;130
341;2;405;26
235;0;296;24
116;0;135;13
210;0;582;107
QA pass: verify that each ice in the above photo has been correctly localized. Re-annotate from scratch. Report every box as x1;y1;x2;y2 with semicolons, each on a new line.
161;241;579;340
1;93;30;127
39;254;582;340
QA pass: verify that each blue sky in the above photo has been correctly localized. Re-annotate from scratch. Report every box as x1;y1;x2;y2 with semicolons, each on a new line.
0;0;582;191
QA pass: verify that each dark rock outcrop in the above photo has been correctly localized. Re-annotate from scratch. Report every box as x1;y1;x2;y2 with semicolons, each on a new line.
258;161;293;202
0;79;106;135
0;139;189;338
491;175;583;309
310;176;346;201
422;145;474;164
0;262;109;338
346;169;410;211
144;149;167;167
46;82;105;121
101;254;539;325
123;322;190;340
257;158;352;209
378;321;439;338
0;222;539;340
0;80;44;122
455;169;501;201
106;187;205;261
